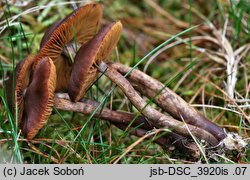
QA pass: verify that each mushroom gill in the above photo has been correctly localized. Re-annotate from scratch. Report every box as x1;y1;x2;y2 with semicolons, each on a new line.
34;3;103;92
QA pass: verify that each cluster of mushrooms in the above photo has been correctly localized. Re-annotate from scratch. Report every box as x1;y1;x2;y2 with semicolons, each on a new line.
7;3;246;158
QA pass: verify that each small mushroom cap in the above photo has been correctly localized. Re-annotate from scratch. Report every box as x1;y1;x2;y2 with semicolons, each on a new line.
35;3;102;92
6;55;35;127
68;21;122;102
21;57;56;139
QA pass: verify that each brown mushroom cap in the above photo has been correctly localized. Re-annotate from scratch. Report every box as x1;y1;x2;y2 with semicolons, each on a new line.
21;57;56;139
68;21;122;102
35;3;102;92
6;55;35;126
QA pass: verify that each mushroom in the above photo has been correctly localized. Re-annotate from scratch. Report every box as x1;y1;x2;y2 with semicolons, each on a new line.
68;21;122;102
34;3;103;92
6;54;35;126
21;57;56;139
6;55;56;139
6;3;103;139
2;3;244;155
67;20;219;145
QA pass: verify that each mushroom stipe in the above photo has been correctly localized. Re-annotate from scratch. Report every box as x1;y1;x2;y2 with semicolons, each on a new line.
108;62;227;141
54;95;201;157
97;62;219;146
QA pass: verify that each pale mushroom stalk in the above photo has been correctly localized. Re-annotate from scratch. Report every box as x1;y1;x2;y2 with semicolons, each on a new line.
104;62;247;151
53;94;200;157
97;61;219;146
109;62;227;142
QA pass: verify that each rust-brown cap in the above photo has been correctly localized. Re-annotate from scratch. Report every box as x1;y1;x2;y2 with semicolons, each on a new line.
21;57;56;139
35;3;103;92
6;55;35;127
68;21;122;102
